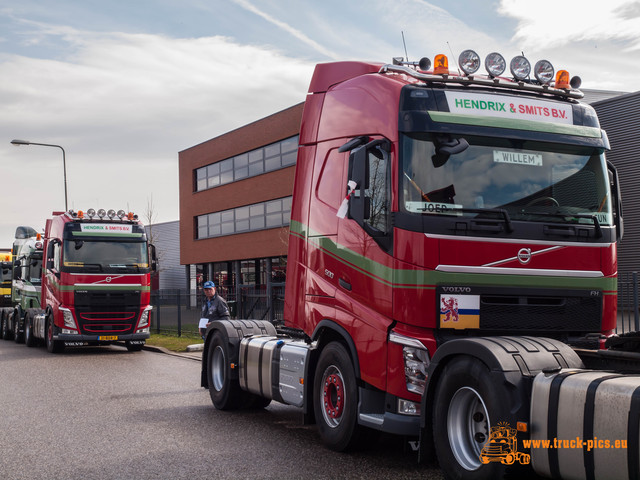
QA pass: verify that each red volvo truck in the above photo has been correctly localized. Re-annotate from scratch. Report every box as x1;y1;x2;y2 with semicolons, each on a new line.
201;52;638;479
20;209;156;352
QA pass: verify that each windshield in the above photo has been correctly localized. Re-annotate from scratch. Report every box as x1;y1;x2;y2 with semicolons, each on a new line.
63;240;148;272
28;255;42;284
401;133;612;226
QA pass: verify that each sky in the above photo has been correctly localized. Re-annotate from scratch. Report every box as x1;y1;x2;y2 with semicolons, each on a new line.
1;0;640;247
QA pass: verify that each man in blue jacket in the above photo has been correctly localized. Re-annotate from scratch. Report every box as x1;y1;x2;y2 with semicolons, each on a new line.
199;281;231;339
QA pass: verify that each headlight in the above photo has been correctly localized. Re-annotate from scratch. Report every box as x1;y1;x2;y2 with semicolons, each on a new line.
59;307;78;333
136;306;152;333
403;346;429;394
389;332;430;395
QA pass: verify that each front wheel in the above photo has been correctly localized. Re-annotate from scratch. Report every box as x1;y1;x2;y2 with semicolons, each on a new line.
433;356;517;480
45;315;64;353
125;341;144;352
313;342;361;452
24;312;36;347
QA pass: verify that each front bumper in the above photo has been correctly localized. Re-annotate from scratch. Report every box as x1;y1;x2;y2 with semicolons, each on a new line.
54;333;150;343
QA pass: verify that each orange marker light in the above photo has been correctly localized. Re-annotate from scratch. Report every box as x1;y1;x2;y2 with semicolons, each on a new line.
36;233;41;241
78;210;84;219
555;70;570;89
434;54;449;74
517;421;528;432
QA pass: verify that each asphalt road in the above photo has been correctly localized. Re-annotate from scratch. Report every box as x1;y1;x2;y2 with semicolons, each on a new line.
0;340;444;480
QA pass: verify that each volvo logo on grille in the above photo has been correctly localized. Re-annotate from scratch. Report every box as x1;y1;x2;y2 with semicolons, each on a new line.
517;248;532;265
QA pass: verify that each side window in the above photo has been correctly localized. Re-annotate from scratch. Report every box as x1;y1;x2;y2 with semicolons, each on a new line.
53;243;60;271
366;148;390;234
347;138;393;251
47;241;61;271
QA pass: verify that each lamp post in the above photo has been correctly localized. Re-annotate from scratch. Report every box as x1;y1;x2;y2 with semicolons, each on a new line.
11;139;68;211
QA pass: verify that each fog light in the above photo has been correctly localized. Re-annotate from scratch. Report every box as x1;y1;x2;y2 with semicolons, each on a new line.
61;328;78;335
398;399;421;416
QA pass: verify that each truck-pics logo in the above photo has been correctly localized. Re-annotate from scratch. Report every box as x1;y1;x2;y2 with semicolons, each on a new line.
479;422;530;466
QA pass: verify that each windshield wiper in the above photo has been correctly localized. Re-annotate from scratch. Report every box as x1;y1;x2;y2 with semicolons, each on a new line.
520;211;602;238
80;263;103;272
418;206;513;233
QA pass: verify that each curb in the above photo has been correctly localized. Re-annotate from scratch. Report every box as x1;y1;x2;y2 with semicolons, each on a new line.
142;343;203;362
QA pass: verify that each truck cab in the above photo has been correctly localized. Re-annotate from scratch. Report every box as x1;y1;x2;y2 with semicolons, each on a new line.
37;209;155;352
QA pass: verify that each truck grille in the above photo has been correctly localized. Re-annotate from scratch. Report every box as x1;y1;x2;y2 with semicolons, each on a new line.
437;286;602;334
74;290;141;335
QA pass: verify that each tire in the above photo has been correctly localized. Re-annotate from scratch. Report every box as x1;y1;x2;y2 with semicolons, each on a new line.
125;341;144;352
313;342;361;452
433;356;517;480
2;311;14;341
207;329;243;410
45;315;64;353
0;311;8;340
24;312;36;348
14;310;24;344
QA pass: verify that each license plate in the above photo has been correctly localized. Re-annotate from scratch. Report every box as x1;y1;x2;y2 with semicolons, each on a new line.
99;335;118;341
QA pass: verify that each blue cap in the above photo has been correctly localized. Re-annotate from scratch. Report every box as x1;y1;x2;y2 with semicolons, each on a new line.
203;281;215;289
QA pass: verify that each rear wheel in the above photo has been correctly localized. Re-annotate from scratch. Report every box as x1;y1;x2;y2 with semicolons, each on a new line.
45;315;64;353
207;329;242;410
313;342;361;451
14;311;24;344
2;311;14;341
433;356;515;480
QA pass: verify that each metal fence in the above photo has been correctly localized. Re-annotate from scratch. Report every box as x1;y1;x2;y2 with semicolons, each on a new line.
618;272;640;334
150;276;640;337
150;284;285;337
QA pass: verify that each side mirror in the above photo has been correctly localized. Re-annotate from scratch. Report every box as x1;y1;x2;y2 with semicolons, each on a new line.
149;244;158;272
348;146;368;225
607;161;623;241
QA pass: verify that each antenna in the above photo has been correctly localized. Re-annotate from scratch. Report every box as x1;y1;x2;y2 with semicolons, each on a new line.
447;41;461;75
402;31;409;63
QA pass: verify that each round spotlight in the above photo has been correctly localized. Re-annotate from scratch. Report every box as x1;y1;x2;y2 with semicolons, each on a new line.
458;49;480;75
87;208;96;218
510;56;531;81
107;209;116;219
418;57;431;71
485;52;506;77
534;60;554;85
97;208;106;218
117;209;126;219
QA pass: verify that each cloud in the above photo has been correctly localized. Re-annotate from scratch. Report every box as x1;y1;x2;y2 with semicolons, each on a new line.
230;0;339;59
0;22;314;245
499;0;640;51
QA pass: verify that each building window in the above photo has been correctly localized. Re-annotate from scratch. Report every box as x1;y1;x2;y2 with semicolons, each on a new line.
194;135;299;192
195;196;292;239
